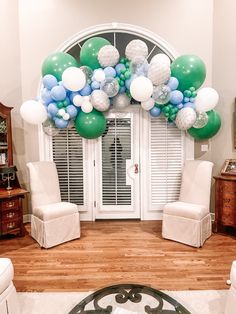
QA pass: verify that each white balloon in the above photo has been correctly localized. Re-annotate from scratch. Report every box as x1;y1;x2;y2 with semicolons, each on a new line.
148;61;170;86
175;108;197;130
130;76;153;102
62;67;86;92
58;108;66;117
91;90;110;112
93;69;106;82
63;113;70;121
73;94;84;107
98;45;120;67
125;39;148;61
141;98;155;111
81;100;93;113
150;53;171;66
20;100;47;125
195;87;219;112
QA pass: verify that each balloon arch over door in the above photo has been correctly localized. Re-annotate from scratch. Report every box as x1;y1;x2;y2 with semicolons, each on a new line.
20;23;221;141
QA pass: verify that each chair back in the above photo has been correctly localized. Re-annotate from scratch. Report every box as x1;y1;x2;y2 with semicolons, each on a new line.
179;160;213;208
27;161;61;211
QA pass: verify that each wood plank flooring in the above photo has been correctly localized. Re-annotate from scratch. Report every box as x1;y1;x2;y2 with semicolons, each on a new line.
0;221;235;292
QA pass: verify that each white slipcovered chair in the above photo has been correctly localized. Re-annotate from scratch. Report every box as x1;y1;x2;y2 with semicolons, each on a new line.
0;258;20;314
27;161;80;248
225;260;236;314
162;160;213;247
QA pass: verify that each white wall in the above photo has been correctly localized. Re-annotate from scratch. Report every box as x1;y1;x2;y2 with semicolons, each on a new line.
212;0;236;175
0;0;26;183
0;0;215;213
17;0;214;169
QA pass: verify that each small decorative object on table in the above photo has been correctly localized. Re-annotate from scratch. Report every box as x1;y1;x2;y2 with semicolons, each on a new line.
0;166;17;190
221;159;236;175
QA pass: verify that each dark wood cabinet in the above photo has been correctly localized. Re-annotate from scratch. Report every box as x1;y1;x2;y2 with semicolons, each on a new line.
0;188;28;236
0;102;28;237
213;175;236;232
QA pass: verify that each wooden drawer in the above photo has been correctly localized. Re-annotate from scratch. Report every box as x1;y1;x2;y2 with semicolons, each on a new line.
1;218;20;233
1;198;19;211
1;209;20;222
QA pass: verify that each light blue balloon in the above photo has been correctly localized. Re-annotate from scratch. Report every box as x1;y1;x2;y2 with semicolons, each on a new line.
66;105;78;119
166;77;179;91
54;118;69;128
47;102;59;116
115;63;126;75
69;92;79;103
149;106;161;117
189;97;195;103
184;102;196;109
177;103;184;109
80;84;92;96
119;86;126;94
41;88;53;105
170;90;184;105
91;81;100;90
50;85;66;101
104;66;116;78
184;97;190;103
42;74;58;90
47;112;53;119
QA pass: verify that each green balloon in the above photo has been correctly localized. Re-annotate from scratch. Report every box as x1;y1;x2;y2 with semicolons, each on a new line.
80;37;111;70
171;55;206;92
74;109;107;139
188;110;221;140
42;52;79;81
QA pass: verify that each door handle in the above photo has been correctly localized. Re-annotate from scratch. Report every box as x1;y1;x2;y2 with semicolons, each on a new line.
134;163;139;174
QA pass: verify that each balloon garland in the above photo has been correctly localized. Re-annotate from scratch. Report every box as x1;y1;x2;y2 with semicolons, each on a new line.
20;37;221;140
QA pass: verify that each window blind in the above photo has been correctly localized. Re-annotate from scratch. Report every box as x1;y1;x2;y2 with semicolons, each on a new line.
52;127;84;205
150;116;183;205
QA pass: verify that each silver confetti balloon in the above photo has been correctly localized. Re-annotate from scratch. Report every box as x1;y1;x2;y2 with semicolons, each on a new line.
80;66;93;83
152;84;171;105
42;119;60;136
192;112;209;128
130;56;149;76
112;94;130;110
100;77;119;98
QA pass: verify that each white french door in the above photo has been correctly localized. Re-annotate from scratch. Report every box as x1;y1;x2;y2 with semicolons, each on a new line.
94;108;140;219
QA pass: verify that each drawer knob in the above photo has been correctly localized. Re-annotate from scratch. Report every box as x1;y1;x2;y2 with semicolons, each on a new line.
6;212;15;218
7;222;15;229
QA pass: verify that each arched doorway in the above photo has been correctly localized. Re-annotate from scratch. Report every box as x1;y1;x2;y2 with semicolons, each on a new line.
39;23;194;221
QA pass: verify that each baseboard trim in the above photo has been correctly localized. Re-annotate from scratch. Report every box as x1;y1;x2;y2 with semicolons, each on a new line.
23;214;31;223
24;213;215;223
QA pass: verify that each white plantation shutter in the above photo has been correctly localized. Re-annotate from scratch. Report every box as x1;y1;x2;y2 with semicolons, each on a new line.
150;116;183;207
52;127;84;205
101;118;132;205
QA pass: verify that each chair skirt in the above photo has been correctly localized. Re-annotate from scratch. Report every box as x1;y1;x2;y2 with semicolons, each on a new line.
31;212;80;248
162;213;212;247
0;282;20;314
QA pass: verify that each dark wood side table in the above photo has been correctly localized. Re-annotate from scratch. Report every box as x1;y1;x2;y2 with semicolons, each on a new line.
0;188;28;237
213;175;236;232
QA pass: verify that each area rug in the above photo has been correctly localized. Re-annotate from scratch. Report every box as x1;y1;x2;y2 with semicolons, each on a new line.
18;290;228;314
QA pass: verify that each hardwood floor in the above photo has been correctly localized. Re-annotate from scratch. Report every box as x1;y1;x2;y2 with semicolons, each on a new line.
0;221;235;292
